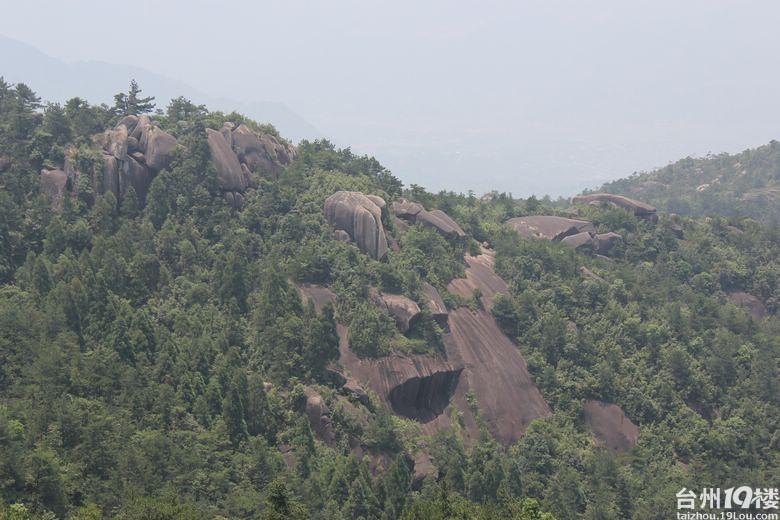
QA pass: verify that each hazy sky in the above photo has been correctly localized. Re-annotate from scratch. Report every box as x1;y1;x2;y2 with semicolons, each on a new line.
2;0;780;196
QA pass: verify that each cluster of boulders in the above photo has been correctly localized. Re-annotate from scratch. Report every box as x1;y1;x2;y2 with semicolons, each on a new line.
100;115;177;202
40;115;178;208
507;215;623;256
206;122;297;209
572;192;658;221
392;200;465;239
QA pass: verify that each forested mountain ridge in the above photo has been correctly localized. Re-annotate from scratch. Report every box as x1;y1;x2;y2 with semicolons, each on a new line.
0;79;778;520
597;140;780;222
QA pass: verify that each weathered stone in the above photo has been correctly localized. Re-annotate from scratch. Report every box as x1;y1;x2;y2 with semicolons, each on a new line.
392;200;424;219
143;126;177;171
594;232;623;255
376;292;422;333
303;389;334;445
105;125;128;160
366;194;386;209
102;154;120;198
220;122;234;148
572;193;657;217
121;156;151;200
130;115;151;141
0;155;9;172
507;215;594;241
231;123;294;177
583;400;639;452
206;128;247;192
334;229;352;242
116;114;139;133
417;209;466;238
324;191;388;259
422;282;448;327
561;231;595;252
728;292;767;320
343;378;370;406
40;169;69;207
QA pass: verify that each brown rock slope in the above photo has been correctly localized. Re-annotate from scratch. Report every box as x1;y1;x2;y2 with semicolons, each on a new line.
297;250;550;445
583;400;639;452
443;249;551;443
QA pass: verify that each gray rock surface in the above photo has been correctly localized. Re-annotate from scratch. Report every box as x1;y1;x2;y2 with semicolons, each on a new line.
324;191;388;259
594;232;623;255
561;231;595;252
572;193;657;218
417;209;466;238
207;128;247;192
506;215;594;241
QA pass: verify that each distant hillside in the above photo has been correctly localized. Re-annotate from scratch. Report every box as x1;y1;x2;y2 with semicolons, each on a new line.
597;140;780;222
0;34;319;141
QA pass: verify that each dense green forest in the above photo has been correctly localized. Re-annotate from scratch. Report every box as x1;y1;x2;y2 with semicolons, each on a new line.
599;140;780;223
0;79;778;520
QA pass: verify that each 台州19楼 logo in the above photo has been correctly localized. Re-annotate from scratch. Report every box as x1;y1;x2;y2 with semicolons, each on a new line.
676;487;778;519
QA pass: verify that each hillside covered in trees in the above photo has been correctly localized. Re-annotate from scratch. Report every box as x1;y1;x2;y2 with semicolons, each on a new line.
0;80;778;520
598;140;780;223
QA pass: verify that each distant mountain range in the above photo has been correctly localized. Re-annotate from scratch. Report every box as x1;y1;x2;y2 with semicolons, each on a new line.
0;34;319;142
597;140;780;223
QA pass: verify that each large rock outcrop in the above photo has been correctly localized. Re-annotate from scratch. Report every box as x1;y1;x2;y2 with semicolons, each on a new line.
572;193;657;220
507;215;594;241
392;200;465;239
98;115;177;204
583;400;639;452
205;122;296;208
594;232;623;255
324;191;388;259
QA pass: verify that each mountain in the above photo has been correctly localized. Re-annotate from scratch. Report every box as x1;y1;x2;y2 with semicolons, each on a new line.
596;140;780;222
0;35;319;141
0;81;778;520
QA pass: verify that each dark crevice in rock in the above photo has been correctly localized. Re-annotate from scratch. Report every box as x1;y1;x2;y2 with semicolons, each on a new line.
388;368;462;422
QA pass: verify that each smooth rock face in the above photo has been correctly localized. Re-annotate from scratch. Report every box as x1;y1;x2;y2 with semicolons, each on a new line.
143;127;177;170
583;400;639;452
303;389;334;445
728;292;767;320
207;128;247;192
507;215;595;241
40;169;69;207
417;209;466;238
422;282;448;327
561;231;595;252
572;193;657;217
594;232;623;255
366;194;386;209
324;191;388;259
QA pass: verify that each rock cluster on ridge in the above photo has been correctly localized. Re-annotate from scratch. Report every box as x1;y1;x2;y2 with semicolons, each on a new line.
206;122;296;208
392;200;465;238
40;115;178;208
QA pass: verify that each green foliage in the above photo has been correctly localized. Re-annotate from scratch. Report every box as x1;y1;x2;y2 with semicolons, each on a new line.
0;80;777;520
